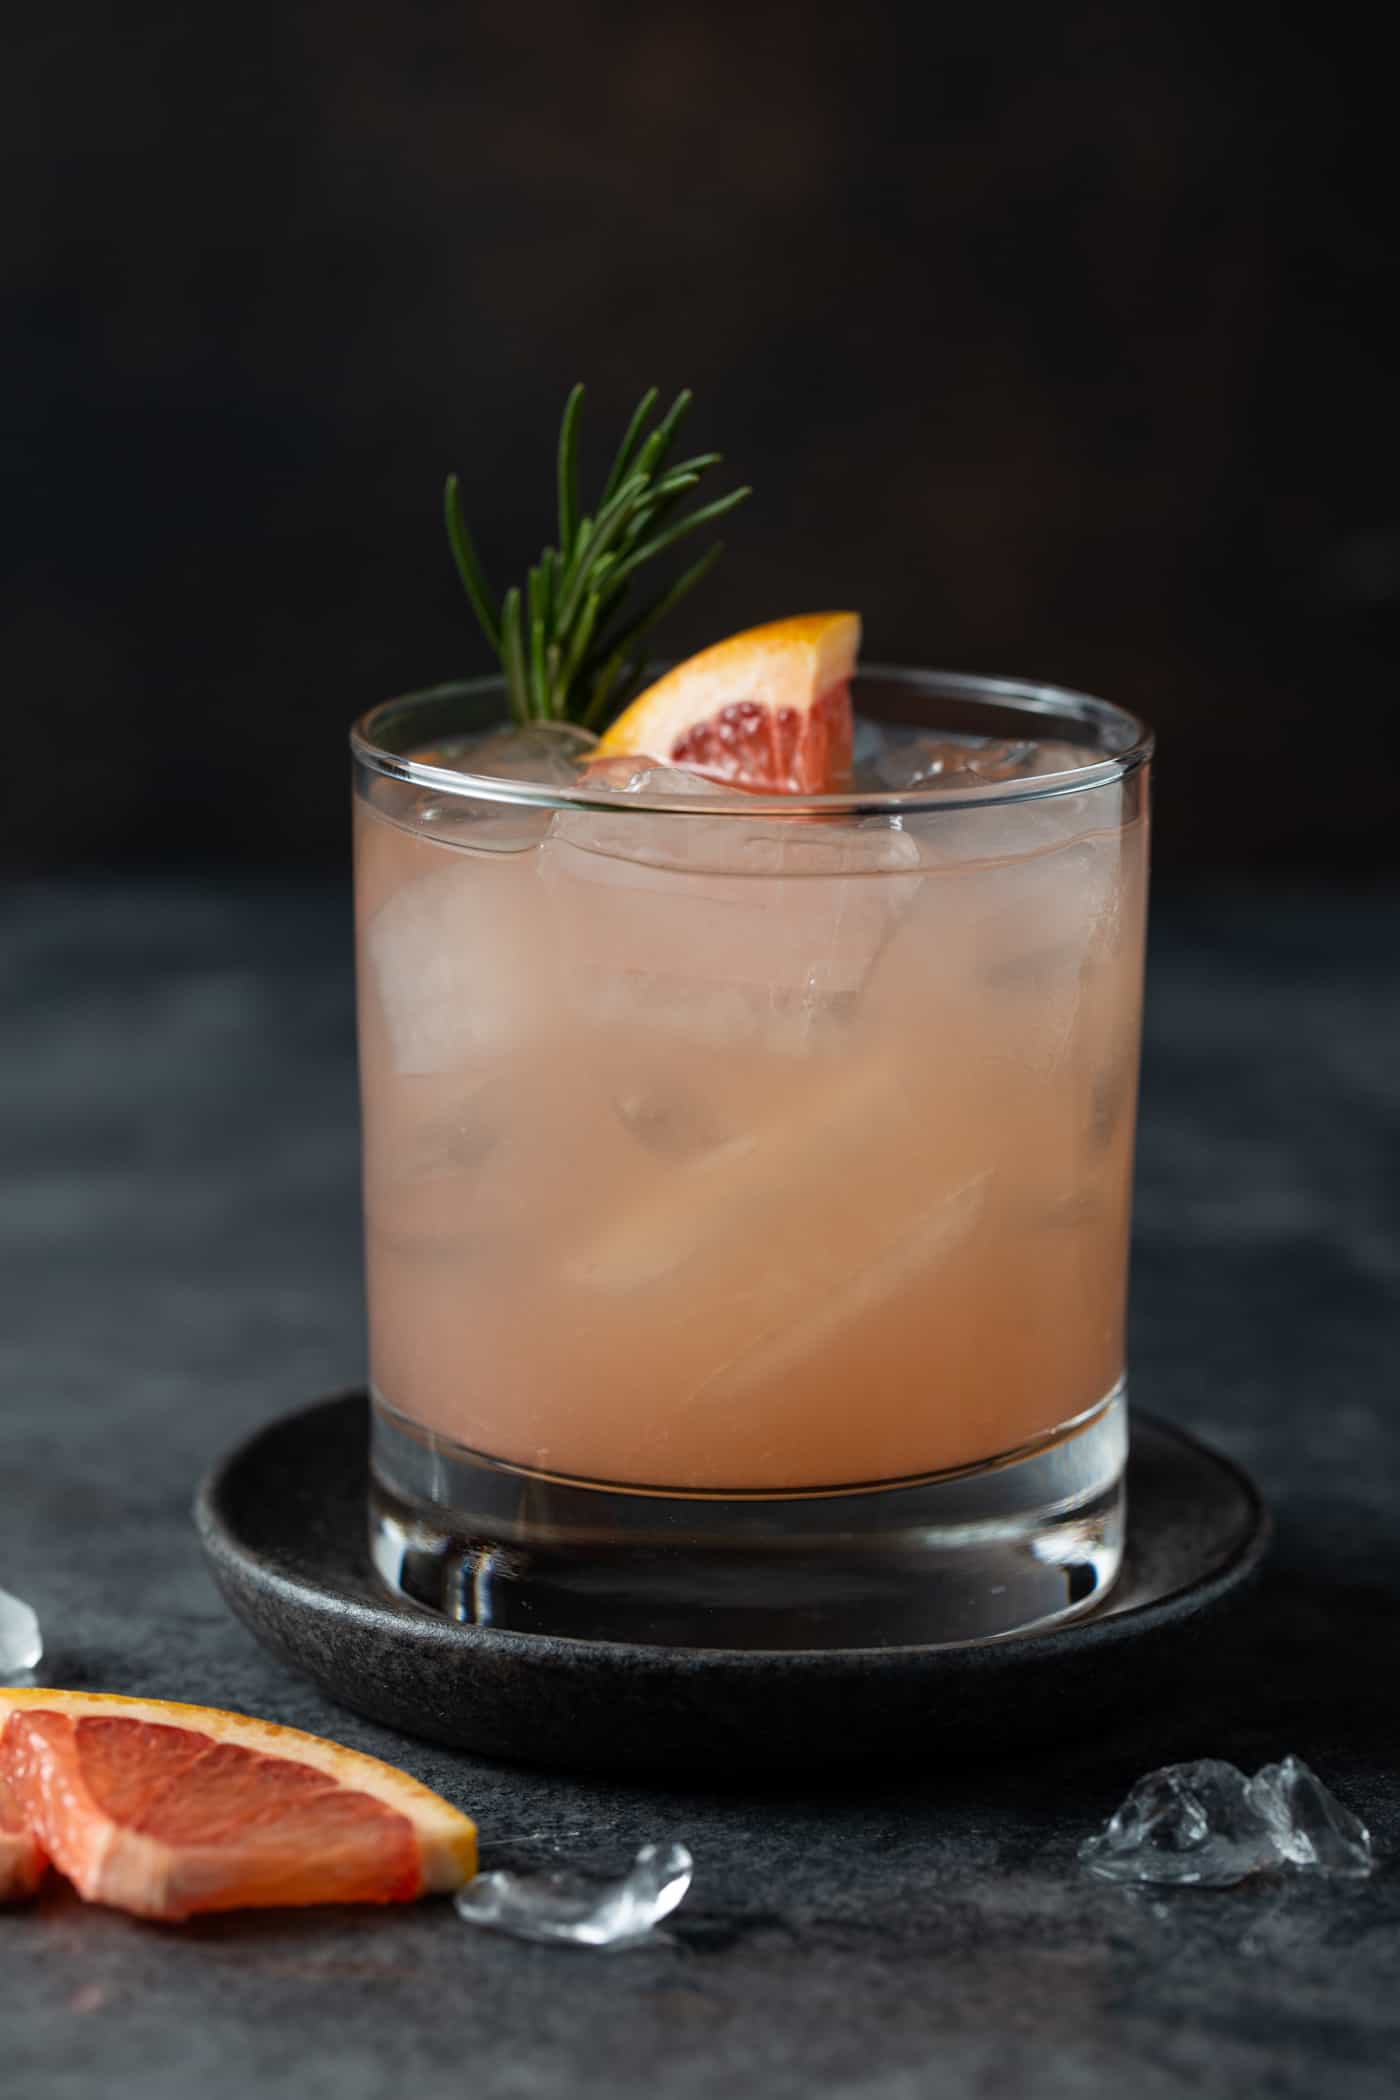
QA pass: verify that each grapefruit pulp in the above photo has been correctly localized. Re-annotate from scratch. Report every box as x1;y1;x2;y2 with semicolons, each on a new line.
0;1768;46;1902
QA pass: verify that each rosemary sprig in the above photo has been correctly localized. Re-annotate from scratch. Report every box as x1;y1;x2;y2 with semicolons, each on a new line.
444;386;750;728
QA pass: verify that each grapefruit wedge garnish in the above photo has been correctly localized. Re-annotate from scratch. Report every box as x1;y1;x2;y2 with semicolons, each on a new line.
0;1689;477;1920
596;612;860;792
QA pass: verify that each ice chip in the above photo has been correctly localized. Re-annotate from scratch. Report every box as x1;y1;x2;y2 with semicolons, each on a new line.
612;1084;726;1159
1079;1760;1280;1887
542;811;922;1053
0;1586;43;1676
1083;1757;1378;1891
584;757;734;797
454;1840;693;1949
546;762;741;885
431;720;599;788
732;822;921;884
852;720;1091;793
414;800;553;855
366;858;551;1073
400;723;602;857
1248;1757;1374;1879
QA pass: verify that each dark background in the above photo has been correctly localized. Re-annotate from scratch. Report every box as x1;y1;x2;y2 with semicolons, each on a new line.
6;2;1395;874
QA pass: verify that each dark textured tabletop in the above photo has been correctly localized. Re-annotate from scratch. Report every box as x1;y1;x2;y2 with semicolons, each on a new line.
3;879;1398;2100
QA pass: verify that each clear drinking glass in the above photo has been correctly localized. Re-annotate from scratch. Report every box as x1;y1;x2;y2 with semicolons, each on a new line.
352;669;1152;1648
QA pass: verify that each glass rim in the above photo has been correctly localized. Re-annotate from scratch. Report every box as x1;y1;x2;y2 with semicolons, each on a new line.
350;665;1154;820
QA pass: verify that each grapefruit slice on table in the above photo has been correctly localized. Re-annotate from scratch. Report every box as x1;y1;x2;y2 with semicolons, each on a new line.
596;611;860;792
0;1688;477;1920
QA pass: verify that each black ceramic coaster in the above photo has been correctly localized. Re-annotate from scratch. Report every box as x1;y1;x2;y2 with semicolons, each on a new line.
195;1393;1269;1775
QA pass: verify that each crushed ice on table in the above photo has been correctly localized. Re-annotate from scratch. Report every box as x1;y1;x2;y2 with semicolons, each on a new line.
851;719;1091;793
0;1585;43;1676
1080;1761;1276;1887
454;1840;693;1949
1081;1757;1375;1888
1249;1756;1375;1879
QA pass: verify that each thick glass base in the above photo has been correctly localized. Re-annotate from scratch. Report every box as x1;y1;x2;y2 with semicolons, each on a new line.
369;1385;1127;1651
